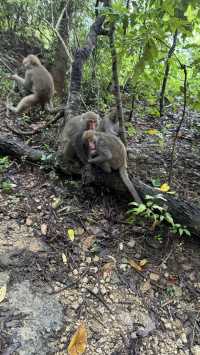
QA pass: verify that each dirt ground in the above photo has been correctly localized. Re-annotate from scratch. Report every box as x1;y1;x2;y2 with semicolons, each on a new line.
0;95;200;355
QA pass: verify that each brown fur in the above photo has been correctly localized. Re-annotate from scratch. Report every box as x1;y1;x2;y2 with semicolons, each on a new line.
62;112;100;165
7;54;54;113
98;109;119;136
83;130;142;203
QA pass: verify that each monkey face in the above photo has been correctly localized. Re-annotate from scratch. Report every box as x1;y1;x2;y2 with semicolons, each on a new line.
88;119;97;130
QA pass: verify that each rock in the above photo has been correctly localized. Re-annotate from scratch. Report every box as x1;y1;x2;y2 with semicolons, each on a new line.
92;286;99;295
93;255;100;262
119;264;127;272
41;223;48;235
149;272;160;281
100;285;107;295
86;257;92;264
127;239;136;248
140;280;151;293
26;216;33;226
173;286;183;298
191;345;200;355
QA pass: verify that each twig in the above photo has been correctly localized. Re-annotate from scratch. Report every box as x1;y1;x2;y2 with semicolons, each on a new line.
168;65;187;184
0;58;14;73
6;111;63;136
55;0;69;31
43;18;72;63
86;288;113;313
191;310;200;347
159;30;178;117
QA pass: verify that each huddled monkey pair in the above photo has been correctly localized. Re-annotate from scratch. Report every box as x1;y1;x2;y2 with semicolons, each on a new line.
63;111;142;203
7;54;141;203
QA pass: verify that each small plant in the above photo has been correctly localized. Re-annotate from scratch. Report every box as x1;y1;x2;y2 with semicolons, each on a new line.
0;156;11;173
19;114;31;124
0;180;15;193
127;194;191;237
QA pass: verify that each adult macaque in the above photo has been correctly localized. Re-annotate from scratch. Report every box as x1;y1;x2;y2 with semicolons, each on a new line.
7;54;54;113
82;130;142;203
98;109;119;136
62;111;100;165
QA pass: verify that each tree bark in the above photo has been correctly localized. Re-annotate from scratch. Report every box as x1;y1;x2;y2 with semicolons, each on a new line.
109;23;127;145
57;2;109;157
51;0;74;99
159;30;178;117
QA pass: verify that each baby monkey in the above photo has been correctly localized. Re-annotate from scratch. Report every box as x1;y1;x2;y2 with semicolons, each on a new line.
7;54;54;114
82;130;142;203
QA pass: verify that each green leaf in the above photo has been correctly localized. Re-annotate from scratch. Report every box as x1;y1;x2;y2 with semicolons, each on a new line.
164;212;174;226
184;4;198;22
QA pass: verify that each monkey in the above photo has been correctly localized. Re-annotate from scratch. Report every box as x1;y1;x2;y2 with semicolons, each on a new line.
82;130;142;204
7;54;54;114
61;111;100;166
98;109;119;136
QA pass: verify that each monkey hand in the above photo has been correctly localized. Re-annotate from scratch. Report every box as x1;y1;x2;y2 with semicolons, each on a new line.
9;74;18;80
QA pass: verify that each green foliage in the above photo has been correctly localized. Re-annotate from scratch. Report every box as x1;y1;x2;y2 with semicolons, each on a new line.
0;156;11;173
0;180;15;193
1;0;200;113
127;194;191;237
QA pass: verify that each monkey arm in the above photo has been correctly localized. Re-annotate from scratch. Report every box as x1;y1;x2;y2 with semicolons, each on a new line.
88;148;112;164
70;132;88;164
23;71;33;91
11;74;26;87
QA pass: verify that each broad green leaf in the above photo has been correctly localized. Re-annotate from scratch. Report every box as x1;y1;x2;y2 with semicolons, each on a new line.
164;212;174;226
184;5;198;22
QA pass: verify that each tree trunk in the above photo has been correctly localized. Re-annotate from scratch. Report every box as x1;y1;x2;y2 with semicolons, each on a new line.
57;2;109;156
109;23;127;146
51;0;74;99
159;30;178;117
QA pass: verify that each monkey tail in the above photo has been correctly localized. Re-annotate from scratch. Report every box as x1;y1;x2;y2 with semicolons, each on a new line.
119;168;142;204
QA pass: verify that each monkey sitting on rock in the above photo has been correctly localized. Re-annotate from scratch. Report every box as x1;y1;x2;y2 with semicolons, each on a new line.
82;130;142;203
7;54;54;114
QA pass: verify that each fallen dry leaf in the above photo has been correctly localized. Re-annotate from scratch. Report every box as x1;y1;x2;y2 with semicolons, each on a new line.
41;223;48;235
101;261;115;278
82;235;95;251
67;229;75;241
139;259;148;267
75;227;85;236
68;322;87;355
0;285;7;303
128;258;142;272
160;183;170;192
62;253;68;265
146;128;160;135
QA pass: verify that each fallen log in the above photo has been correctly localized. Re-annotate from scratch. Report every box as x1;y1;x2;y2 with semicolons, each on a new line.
0;134;199;236
82;165;200;235
0;134;44;162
